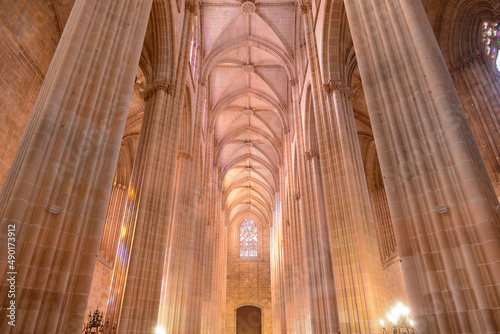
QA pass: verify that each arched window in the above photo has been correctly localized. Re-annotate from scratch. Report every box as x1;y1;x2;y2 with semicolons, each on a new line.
482;21;500;72
240;219;258;257
189;15;199;78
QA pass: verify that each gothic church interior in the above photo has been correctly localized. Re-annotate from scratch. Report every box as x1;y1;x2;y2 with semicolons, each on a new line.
0;0;500;333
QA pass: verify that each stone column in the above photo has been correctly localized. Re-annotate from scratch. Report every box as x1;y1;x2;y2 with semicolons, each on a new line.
451;51;500;199
200;125;227;334
325;85;386;333
270;188;287;333
179;82;209;334
289;191;311;333
159;149;195;332
370;187;397;263
100;183;127;264
105;81;175;332
344;0;500;332
282;75;339;333
0;0;151;332
306;150;339;332
106;3;197;332
301;1;385;331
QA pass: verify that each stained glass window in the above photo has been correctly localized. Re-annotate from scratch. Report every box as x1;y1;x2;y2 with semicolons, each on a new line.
482;21;500;72
240;219;258;257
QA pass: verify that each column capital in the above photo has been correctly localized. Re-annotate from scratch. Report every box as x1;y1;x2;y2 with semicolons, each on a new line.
322;83;333;95
323;80;355;100
143;81;175;101
300;2;312;14
293;191;300;201
185;1;198;15
177;150;192;160
305;149;320;161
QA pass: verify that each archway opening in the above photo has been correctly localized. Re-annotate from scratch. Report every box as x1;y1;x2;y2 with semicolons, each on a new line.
236;306;261;334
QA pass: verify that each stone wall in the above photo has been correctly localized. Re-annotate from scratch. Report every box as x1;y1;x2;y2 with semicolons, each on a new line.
383;256;409;308
84;256;113;326
226;220;272;334
0;1;61;188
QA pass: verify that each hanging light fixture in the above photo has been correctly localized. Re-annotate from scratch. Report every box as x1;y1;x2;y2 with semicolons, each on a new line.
380;302;416;334
82;307;116;334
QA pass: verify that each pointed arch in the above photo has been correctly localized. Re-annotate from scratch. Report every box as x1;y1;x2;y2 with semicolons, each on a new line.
239;219;258;258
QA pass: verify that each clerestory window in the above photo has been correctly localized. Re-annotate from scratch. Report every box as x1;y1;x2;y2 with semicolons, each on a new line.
240;219;258;257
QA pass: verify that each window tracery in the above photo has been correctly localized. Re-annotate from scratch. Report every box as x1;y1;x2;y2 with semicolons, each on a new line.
240;219;258;257
482;21;500;71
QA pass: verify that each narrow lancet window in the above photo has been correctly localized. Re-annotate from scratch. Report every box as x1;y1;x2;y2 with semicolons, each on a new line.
240;219;258;257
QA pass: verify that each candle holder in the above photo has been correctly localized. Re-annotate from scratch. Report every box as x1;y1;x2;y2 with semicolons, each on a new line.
380;302;416;334
82;307;116;334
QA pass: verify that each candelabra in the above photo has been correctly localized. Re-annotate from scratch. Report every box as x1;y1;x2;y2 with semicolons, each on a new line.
380;302;416;334
82;307;116;334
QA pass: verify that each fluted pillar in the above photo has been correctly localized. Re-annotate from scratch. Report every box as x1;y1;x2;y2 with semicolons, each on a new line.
370;187;397;263
306;151;339;332
158;149;196;333
281;76;340;333
451;51;500;199
294;85;338;332
301;1;385;332
0;0;151;332
178;82;209;334
277;115;297;333
106;81;175;332
100;183;127;264
345;0;500;333
200;123;228;334
323;84;386;333
106;3;196;332
270;187;287;333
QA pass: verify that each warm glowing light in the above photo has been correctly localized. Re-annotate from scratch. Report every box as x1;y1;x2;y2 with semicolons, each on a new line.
387;311;398;324
384;302;415;331
155;326;166;334
379;319;385;327
120;225;127;239
397;302;410;316
240;219;258;257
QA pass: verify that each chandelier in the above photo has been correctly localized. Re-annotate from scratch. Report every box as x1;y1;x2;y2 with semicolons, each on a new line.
82;307;116;334
380;302;416;334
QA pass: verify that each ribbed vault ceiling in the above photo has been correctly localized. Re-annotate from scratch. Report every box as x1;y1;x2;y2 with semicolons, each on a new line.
50;0;467;228
202;0;295;226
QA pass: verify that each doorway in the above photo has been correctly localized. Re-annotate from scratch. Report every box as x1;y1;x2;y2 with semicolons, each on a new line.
236;305;261;334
